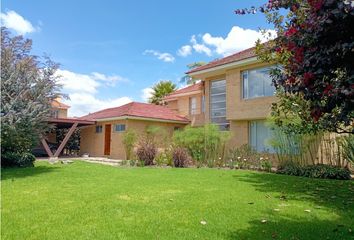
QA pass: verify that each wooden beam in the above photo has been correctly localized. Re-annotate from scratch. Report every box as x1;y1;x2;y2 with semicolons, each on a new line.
53;122;78;157
41;138;54;157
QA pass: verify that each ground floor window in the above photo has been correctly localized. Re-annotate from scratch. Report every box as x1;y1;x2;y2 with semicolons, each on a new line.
95;125;103;133
114;124;126;132
249;120;274;153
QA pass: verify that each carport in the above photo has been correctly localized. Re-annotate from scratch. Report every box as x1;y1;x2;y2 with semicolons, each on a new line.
41;118;95;159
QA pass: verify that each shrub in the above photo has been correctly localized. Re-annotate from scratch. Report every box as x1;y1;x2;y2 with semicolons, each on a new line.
260;159;272;172
173;147;189;168
135;138;157;166
155;150;173;167
2;152;35;168
277;164;351;180
122;129;137;160
339;134;354;164
173;124;230;167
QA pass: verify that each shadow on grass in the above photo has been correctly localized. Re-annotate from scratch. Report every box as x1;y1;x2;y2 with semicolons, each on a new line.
1;165;60;181
227;172;354;239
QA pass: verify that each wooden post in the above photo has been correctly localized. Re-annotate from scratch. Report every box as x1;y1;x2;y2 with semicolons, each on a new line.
41;138;54;157
53;122;78;157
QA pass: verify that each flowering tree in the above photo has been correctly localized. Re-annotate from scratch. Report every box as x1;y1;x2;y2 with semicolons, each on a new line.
236;0;354;133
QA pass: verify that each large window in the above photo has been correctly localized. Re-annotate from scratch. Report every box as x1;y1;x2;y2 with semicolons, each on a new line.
242;66;275;99
249;120;274;153
210;79;229;130
189;97;197;115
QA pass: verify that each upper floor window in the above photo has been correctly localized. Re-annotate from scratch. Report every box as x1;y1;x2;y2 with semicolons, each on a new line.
189;97;197;115
114;124;126;132
95;125;103;133
210;79;229;131
242;66;275;99
51;110;59;118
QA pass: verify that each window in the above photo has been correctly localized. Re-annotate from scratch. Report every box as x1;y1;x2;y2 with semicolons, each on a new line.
190;97;197;115
201;95;205;113
51;110;59;118
174;126;181;131
114;124;126;132
95;125;103;133
210;79;229;131
249;120;274;153
242;66;275;99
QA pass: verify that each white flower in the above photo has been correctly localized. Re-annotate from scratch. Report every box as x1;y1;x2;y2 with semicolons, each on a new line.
243;158;247;161
260;157;264;160
237;157;241;160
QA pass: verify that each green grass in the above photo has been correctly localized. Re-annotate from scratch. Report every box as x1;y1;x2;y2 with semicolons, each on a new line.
1;161;354;240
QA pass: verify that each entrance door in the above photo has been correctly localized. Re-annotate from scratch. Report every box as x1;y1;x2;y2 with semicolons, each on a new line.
104;124;111;155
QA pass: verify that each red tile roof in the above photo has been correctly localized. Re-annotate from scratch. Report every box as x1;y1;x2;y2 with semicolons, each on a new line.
164;82;202;101
79;102;190;123
186;47;256;74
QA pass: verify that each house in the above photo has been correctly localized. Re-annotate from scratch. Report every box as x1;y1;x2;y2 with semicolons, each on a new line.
51;98;70;118
165;47;276;152
163;82;205;126
78;102;189;159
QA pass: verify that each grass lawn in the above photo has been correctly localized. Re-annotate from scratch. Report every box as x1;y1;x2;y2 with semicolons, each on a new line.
1;161;354;240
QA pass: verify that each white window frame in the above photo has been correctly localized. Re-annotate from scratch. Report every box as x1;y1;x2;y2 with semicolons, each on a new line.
210;79;229;131
190;97;197;115
242;66;275;99
114;124;126;132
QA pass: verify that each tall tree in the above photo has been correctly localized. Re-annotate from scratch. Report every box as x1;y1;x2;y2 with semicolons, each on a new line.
236;0;354;134
149;80;176;105
1;27;62;166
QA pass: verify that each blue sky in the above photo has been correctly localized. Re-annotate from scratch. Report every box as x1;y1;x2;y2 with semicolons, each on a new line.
1;0;275;116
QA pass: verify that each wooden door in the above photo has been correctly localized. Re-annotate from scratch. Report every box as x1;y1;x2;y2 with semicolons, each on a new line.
104;124;111;155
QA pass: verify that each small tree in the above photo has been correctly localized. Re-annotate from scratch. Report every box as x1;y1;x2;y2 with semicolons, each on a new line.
149;80;176;105
235;0;354;134
122;129;137;160
1;27;62;167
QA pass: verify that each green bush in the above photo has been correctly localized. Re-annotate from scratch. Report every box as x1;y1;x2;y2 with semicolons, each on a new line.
277;164;351;180
339;134;354;164
122;129;137;160
173;124;230;167
172;147;190;168
2;152;35;168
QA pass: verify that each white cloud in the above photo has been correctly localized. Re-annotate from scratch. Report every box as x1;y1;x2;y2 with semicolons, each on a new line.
141;87;153;102
144;50;175;62
56;69;132;117
177;45;192;57
0;10;36;35
190;35;212;56
202;26;277;56
179;26;277;57
64;93;132;117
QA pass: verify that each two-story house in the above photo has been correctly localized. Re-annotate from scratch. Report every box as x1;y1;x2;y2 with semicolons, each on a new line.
165;47;276;152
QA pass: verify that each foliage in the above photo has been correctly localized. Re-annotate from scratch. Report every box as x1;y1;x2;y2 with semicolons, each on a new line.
173;124;230;167
55;128;80;156
149;80;176;105
236;0;354;133
172;147;190;168
180;62;207;84
227;144;274;170
277;163;351;180
1;152;35;168
122;129;137;160
339;134;354;164
1;27;62;167
135;137;157;166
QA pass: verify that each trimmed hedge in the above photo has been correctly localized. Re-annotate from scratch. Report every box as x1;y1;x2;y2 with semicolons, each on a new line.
277;164;351;180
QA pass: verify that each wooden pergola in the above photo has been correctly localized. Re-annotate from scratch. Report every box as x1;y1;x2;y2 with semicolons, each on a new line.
41;118;95;158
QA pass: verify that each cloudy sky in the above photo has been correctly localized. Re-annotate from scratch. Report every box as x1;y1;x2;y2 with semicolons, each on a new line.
1;0;275;117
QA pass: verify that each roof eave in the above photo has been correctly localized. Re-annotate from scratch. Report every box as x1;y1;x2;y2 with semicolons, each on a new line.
94;115;189;124
187;56;259;77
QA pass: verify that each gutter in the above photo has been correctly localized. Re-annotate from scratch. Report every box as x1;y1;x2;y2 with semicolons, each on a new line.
95;115;189;124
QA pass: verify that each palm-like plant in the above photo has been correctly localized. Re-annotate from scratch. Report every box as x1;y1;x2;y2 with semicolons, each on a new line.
149;80;177;105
